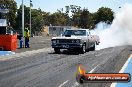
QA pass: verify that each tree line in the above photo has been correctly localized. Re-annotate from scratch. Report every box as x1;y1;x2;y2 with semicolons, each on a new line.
0;0;114;34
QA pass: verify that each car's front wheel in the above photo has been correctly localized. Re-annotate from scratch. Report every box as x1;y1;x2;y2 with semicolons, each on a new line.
54;48;60;53
80;44;86;54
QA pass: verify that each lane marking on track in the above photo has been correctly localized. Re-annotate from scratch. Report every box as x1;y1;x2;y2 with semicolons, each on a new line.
71;82;79;87
119;55;132;73
89;64;99;73
58;80;69;87
0;51;15;56
110;54;132;87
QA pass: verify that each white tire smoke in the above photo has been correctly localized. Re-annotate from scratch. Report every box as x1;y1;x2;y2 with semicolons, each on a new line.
92;3;132;50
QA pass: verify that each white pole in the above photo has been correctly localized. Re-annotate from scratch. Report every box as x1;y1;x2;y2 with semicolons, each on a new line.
30;0;31;36
22;0;24;37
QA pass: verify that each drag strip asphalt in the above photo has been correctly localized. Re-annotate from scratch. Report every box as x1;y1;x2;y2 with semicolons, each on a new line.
0;45;131;87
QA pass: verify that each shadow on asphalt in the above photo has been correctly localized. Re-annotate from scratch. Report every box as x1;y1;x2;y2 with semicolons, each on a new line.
130;50;132;51
48;50;80;55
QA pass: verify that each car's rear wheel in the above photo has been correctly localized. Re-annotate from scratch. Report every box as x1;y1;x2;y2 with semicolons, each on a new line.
91;44;95;51
96;41;100;45
54;48;60;53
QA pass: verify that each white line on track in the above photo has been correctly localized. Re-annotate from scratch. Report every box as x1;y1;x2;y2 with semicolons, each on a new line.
110;54;132;87
89;64;99;73
71;82;79;87
58;80;69;87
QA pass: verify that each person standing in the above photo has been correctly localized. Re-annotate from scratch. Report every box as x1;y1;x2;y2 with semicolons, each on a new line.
24;27;30;48
18;34;23;48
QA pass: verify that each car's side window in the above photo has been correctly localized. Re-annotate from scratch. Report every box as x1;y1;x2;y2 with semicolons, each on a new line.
87;32;89;36
89;31;91;35
87;31;90;36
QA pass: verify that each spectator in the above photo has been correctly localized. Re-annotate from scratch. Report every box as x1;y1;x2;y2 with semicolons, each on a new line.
24;27;30;48
18;34;23;48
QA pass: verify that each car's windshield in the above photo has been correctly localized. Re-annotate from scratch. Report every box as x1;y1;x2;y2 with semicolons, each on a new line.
63;30;86;36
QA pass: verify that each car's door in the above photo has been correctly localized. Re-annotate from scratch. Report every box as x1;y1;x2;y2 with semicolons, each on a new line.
88;31;95;47
86;30;92;48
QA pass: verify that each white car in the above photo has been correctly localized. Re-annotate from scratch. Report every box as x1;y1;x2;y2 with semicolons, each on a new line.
51;29;100;53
